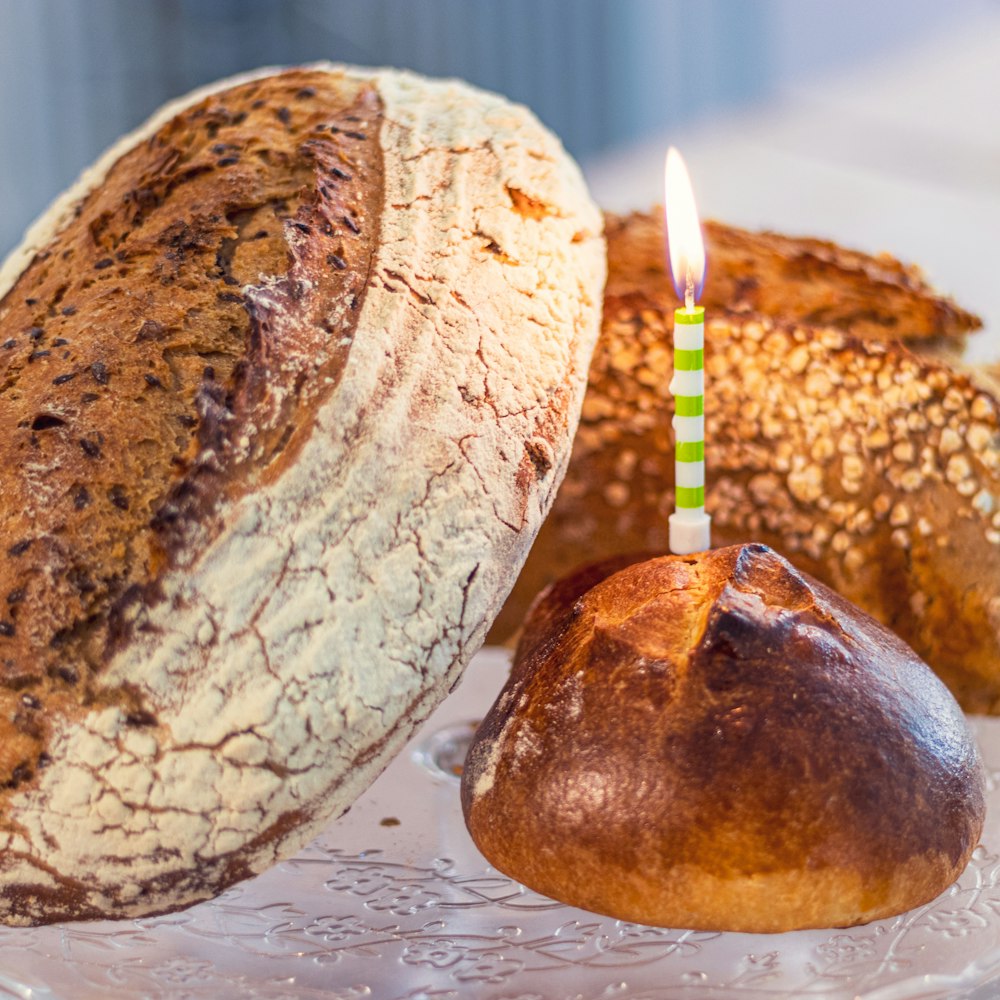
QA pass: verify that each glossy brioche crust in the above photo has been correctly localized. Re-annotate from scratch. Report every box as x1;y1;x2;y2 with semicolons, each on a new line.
464;544;986;932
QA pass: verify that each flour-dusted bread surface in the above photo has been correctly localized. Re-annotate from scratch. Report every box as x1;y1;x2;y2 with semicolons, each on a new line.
0;65;604;923
465;544;986;932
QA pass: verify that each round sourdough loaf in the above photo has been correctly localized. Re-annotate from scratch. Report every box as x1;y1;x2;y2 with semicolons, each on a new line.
0;65;604;923
463;544;986;932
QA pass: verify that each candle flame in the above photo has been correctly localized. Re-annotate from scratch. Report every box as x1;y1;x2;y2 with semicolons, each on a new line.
664;147;705;308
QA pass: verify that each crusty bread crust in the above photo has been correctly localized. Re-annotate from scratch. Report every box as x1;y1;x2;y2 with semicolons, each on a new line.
605;211;981;343
0;69;384;783
465;544;986;932
0;65;604;923
494;210;1000;712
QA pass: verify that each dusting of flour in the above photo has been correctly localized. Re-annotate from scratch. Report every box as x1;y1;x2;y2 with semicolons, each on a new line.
0;65;604;920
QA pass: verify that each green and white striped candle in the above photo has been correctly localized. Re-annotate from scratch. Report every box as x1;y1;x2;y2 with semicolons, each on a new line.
665;148;712;554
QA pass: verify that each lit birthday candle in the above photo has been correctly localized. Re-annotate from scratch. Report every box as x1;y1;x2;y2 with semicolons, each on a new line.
664;147;711;555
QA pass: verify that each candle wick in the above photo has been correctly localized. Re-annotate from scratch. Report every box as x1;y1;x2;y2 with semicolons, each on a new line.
684;271;694;311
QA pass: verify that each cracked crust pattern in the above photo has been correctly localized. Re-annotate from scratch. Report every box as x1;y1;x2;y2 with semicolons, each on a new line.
0;65;604;923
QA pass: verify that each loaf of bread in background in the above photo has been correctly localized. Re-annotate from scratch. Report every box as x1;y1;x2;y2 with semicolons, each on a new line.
609;212;981;344
0;65;604;923
466;544;986;932
493;210;1000;713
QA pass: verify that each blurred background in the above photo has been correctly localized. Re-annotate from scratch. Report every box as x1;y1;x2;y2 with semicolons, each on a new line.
1;0;998;356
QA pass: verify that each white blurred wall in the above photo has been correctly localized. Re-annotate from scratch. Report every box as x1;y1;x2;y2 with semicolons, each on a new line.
0;0;992;256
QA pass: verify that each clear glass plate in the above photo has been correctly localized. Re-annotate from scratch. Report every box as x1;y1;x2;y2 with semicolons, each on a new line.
2;647;1000;1000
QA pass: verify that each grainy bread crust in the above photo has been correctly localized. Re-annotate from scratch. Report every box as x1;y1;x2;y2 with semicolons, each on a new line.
494;210;1000;712
465;544;986;932
0;65;604;923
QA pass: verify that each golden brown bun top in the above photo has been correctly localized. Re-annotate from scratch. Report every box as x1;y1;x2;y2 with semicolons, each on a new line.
465;544;986;930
